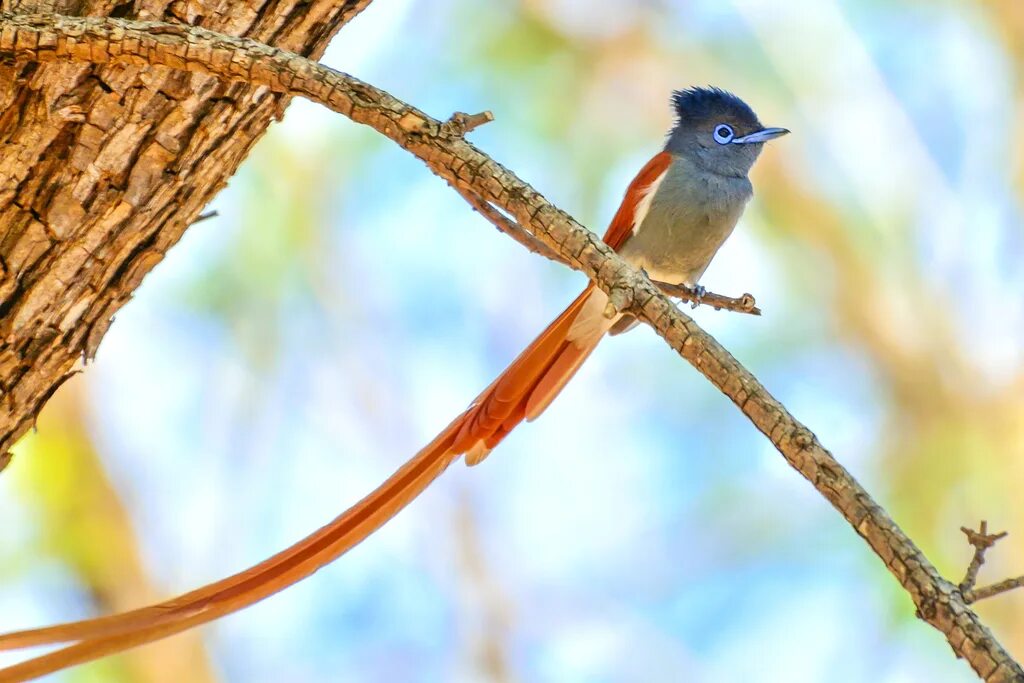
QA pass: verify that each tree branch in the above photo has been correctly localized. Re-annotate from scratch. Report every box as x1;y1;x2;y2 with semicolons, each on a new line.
1;13;1020;682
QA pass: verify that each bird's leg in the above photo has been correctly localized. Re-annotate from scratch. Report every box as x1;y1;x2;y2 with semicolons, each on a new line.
687;284;706;308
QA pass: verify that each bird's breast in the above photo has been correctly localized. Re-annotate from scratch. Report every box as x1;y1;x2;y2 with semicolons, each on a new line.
619;158;752;286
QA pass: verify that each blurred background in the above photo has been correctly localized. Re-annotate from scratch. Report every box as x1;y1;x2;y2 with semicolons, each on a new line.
3;0;1024;680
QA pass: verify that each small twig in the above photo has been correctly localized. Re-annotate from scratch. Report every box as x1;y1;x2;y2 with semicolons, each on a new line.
448;183;567;265
654;280;761;316
957;521;1024;604
959;521;1009;592
192;210;219;224
964;576;1024;604
443;111;494;136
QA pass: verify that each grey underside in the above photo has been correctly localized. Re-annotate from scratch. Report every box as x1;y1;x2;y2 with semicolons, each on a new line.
611;155;752;335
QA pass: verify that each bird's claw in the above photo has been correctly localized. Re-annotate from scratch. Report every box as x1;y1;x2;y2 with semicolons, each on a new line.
688;284;706;308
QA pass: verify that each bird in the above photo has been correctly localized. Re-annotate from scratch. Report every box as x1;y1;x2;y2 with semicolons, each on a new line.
0;86;787;681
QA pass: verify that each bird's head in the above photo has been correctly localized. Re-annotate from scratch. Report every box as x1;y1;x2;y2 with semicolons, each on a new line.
665;86;788;178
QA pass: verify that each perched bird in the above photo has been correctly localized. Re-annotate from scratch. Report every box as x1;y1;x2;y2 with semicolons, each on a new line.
0;87;787;681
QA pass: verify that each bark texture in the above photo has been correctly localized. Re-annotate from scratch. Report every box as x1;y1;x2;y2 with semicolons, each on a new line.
0;0;371;457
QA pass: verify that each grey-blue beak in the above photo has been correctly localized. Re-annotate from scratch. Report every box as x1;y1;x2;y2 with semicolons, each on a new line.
732;127;790;144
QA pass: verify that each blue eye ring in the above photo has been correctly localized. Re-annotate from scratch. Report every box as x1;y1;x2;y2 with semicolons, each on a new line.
713;123;734;144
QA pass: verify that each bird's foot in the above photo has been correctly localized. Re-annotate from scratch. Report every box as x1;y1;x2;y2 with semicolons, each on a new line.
688;284;706;308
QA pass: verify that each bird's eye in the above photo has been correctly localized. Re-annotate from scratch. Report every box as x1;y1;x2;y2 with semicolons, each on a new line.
713;123;735;145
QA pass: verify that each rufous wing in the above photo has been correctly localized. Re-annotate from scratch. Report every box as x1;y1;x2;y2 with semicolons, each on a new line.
600;151;672;250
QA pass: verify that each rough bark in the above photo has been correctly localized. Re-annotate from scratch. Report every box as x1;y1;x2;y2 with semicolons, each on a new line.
1;11;1021;683
0;0;371;458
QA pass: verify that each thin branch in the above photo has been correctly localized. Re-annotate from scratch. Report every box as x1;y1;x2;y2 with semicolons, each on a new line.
654;281;761;316
965;577;1024;604
191;210;219;225
2;13;1021;682
956;522;1024;605
447;182;567;265
959;521;1008;592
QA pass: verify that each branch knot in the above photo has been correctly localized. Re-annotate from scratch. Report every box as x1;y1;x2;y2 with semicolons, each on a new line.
961;521;1008;553
442;110;493;137
603;281;636;319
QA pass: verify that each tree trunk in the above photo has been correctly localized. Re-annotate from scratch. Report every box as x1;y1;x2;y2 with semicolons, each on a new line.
0;0;370;458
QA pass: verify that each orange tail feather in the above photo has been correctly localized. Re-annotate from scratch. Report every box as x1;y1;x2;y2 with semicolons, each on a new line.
0;421;461;681
458;284;606;463
0;286;607;682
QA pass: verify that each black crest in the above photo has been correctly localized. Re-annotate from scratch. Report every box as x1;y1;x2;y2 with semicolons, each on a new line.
671;86;760;130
